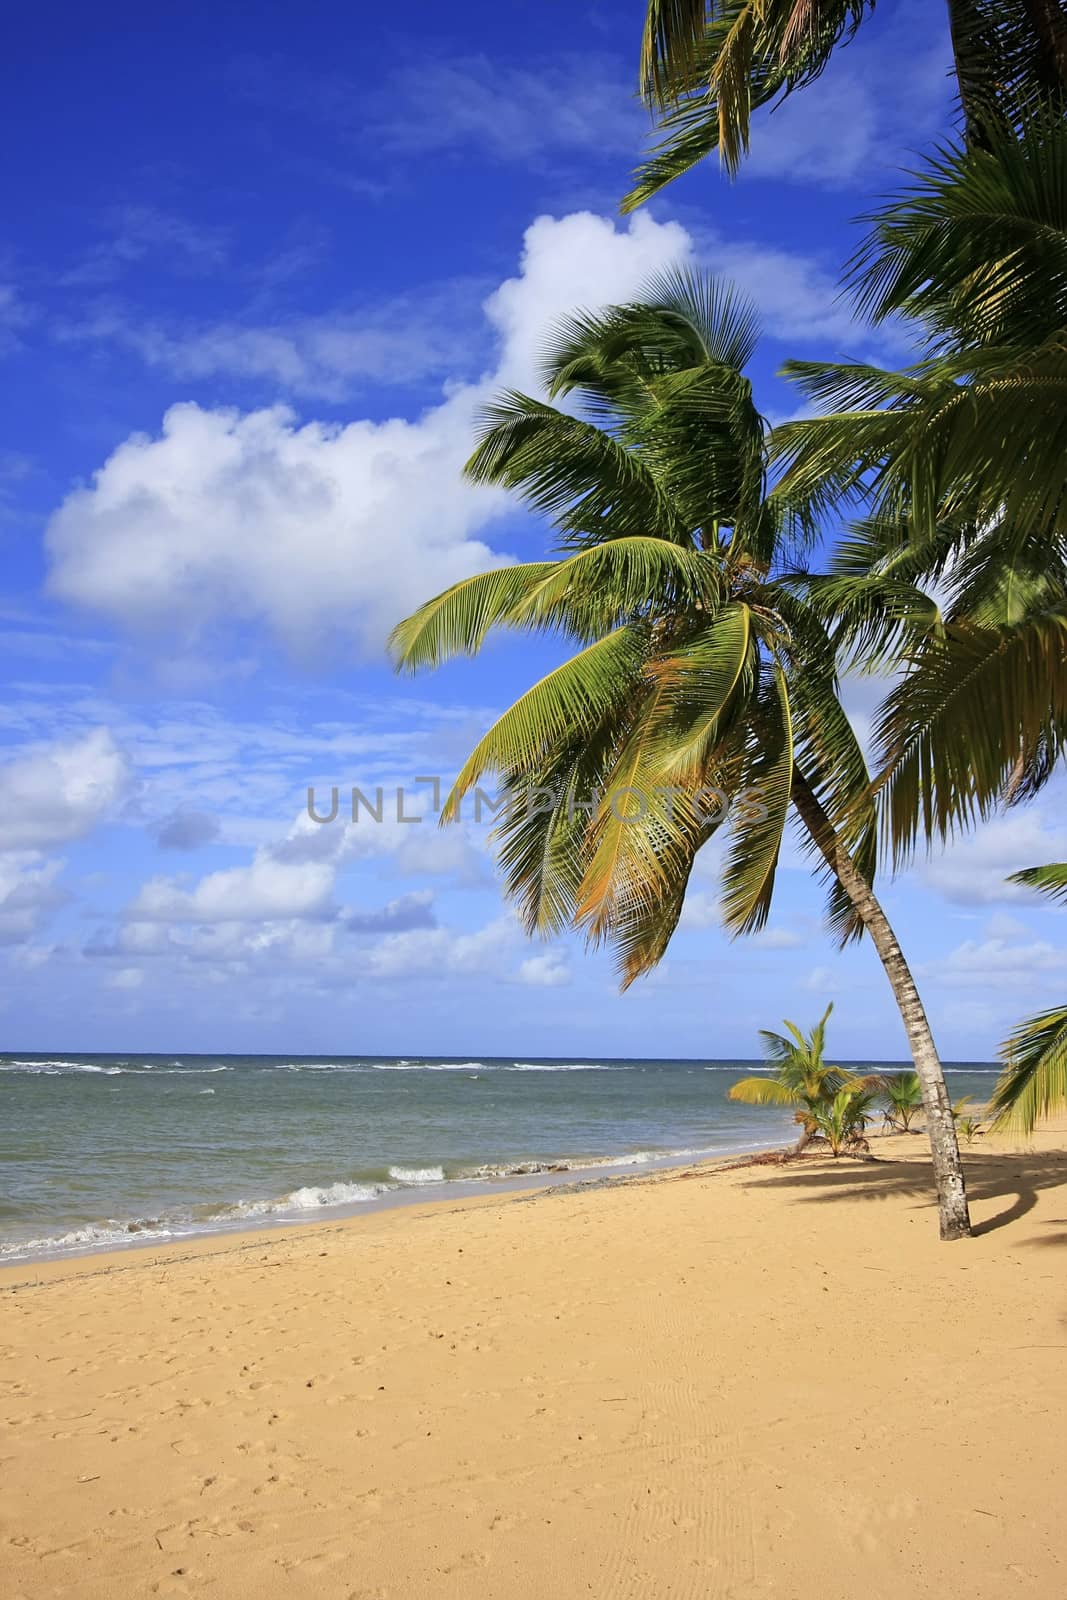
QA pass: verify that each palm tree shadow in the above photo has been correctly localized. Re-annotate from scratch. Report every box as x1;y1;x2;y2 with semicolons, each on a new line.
738;1150;1067;1239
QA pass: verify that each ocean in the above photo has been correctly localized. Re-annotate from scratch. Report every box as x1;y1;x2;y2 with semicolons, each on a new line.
0;1053;1001;1262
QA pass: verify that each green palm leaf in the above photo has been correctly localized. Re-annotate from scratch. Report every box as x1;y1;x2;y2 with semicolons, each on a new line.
389;539;724;668
441;624;649;818
991;1005;1067;1133
721;663;794;934
727;1075;803;1109
1009;862;1067;903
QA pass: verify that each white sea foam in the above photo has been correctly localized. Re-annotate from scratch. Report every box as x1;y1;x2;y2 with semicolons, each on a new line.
282;1181;383;1209
0;1219;183;1260
274;1061;367;1072
387;1165;445;1184
0;1060;230;1076
507;1062;614;1072
373;1060;487;1071
1;1059;123;1074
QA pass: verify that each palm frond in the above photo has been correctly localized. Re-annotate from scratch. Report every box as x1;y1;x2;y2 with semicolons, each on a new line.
391;538;725;670
465;391;685;545
876;610;1067;861
727;1074;803;1108
1008;862;1067;903
721;664;794;934
441;624;649;817
991;1004;1067;1133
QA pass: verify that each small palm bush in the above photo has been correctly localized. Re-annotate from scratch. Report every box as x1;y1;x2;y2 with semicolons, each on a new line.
878;1071;924;1133
729;1003;875;1155
809;1084;878;1157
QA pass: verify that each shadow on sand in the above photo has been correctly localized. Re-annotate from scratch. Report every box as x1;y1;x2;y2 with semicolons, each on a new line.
738;1146;1067;1241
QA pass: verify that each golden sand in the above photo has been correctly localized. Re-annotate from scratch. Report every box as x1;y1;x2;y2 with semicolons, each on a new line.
3;1126;1066;1599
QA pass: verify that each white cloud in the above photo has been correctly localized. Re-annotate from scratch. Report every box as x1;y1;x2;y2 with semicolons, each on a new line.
128;851;336;924
753;926;804;951
693;230;867;350
45;398;507;654
56;282;483;400
46;208;865;653
920;804;1067;907
106;966;144;990
518;949;571;987
923;934;1067;993
364;915;517;980
0;856;67;945
680;889;719;930
0;729;128;850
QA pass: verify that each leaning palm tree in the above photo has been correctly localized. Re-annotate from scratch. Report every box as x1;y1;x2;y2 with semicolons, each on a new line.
773;117;1067;863
990;865;1067;1131
629;0;1067;204
728;1002;855;1151
390;268;971;1238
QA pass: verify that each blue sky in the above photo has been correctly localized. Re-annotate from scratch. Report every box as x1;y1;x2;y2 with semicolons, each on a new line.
2;0;1065;1059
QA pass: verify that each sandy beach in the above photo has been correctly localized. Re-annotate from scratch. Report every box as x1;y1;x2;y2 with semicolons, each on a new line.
3;1126;1065;1600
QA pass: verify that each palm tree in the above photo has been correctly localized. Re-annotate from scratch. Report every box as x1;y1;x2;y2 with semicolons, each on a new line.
772;117;1067;863
628;1;1067;205
878;1071;924;1132
809;1081;878;1155
728;1002;855;1151
990;865;1067;1131
390;268;972;1238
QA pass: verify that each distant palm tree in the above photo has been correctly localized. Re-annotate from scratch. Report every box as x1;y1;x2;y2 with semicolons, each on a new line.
990;865;1067;1131
728;1002;854;1152
629;1;1067;203
390;268;972;1238
878;1071;924;1133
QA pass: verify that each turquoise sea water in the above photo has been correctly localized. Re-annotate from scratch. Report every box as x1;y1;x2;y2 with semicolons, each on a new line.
0;1053;1000;1261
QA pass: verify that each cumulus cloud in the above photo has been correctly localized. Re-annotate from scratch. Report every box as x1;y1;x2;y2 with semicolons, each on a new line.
45;208;862;653
0;857;68;945
363;915;517;980
45;398;507;654
0;729;128;851
517;950;571;987
128;851;336;924
920;803;1067;907
922;935;1067;993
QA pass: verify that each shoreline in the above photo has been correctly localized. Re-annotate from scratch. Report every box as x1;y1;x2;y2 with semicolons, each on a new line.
0;1132;798;1271
5;1122;1065;1598
1;1135;794;1281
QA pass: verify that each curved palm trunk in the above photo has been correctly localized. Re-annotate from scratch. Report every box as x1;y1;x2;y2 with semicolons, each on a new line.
790;769;972;1240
